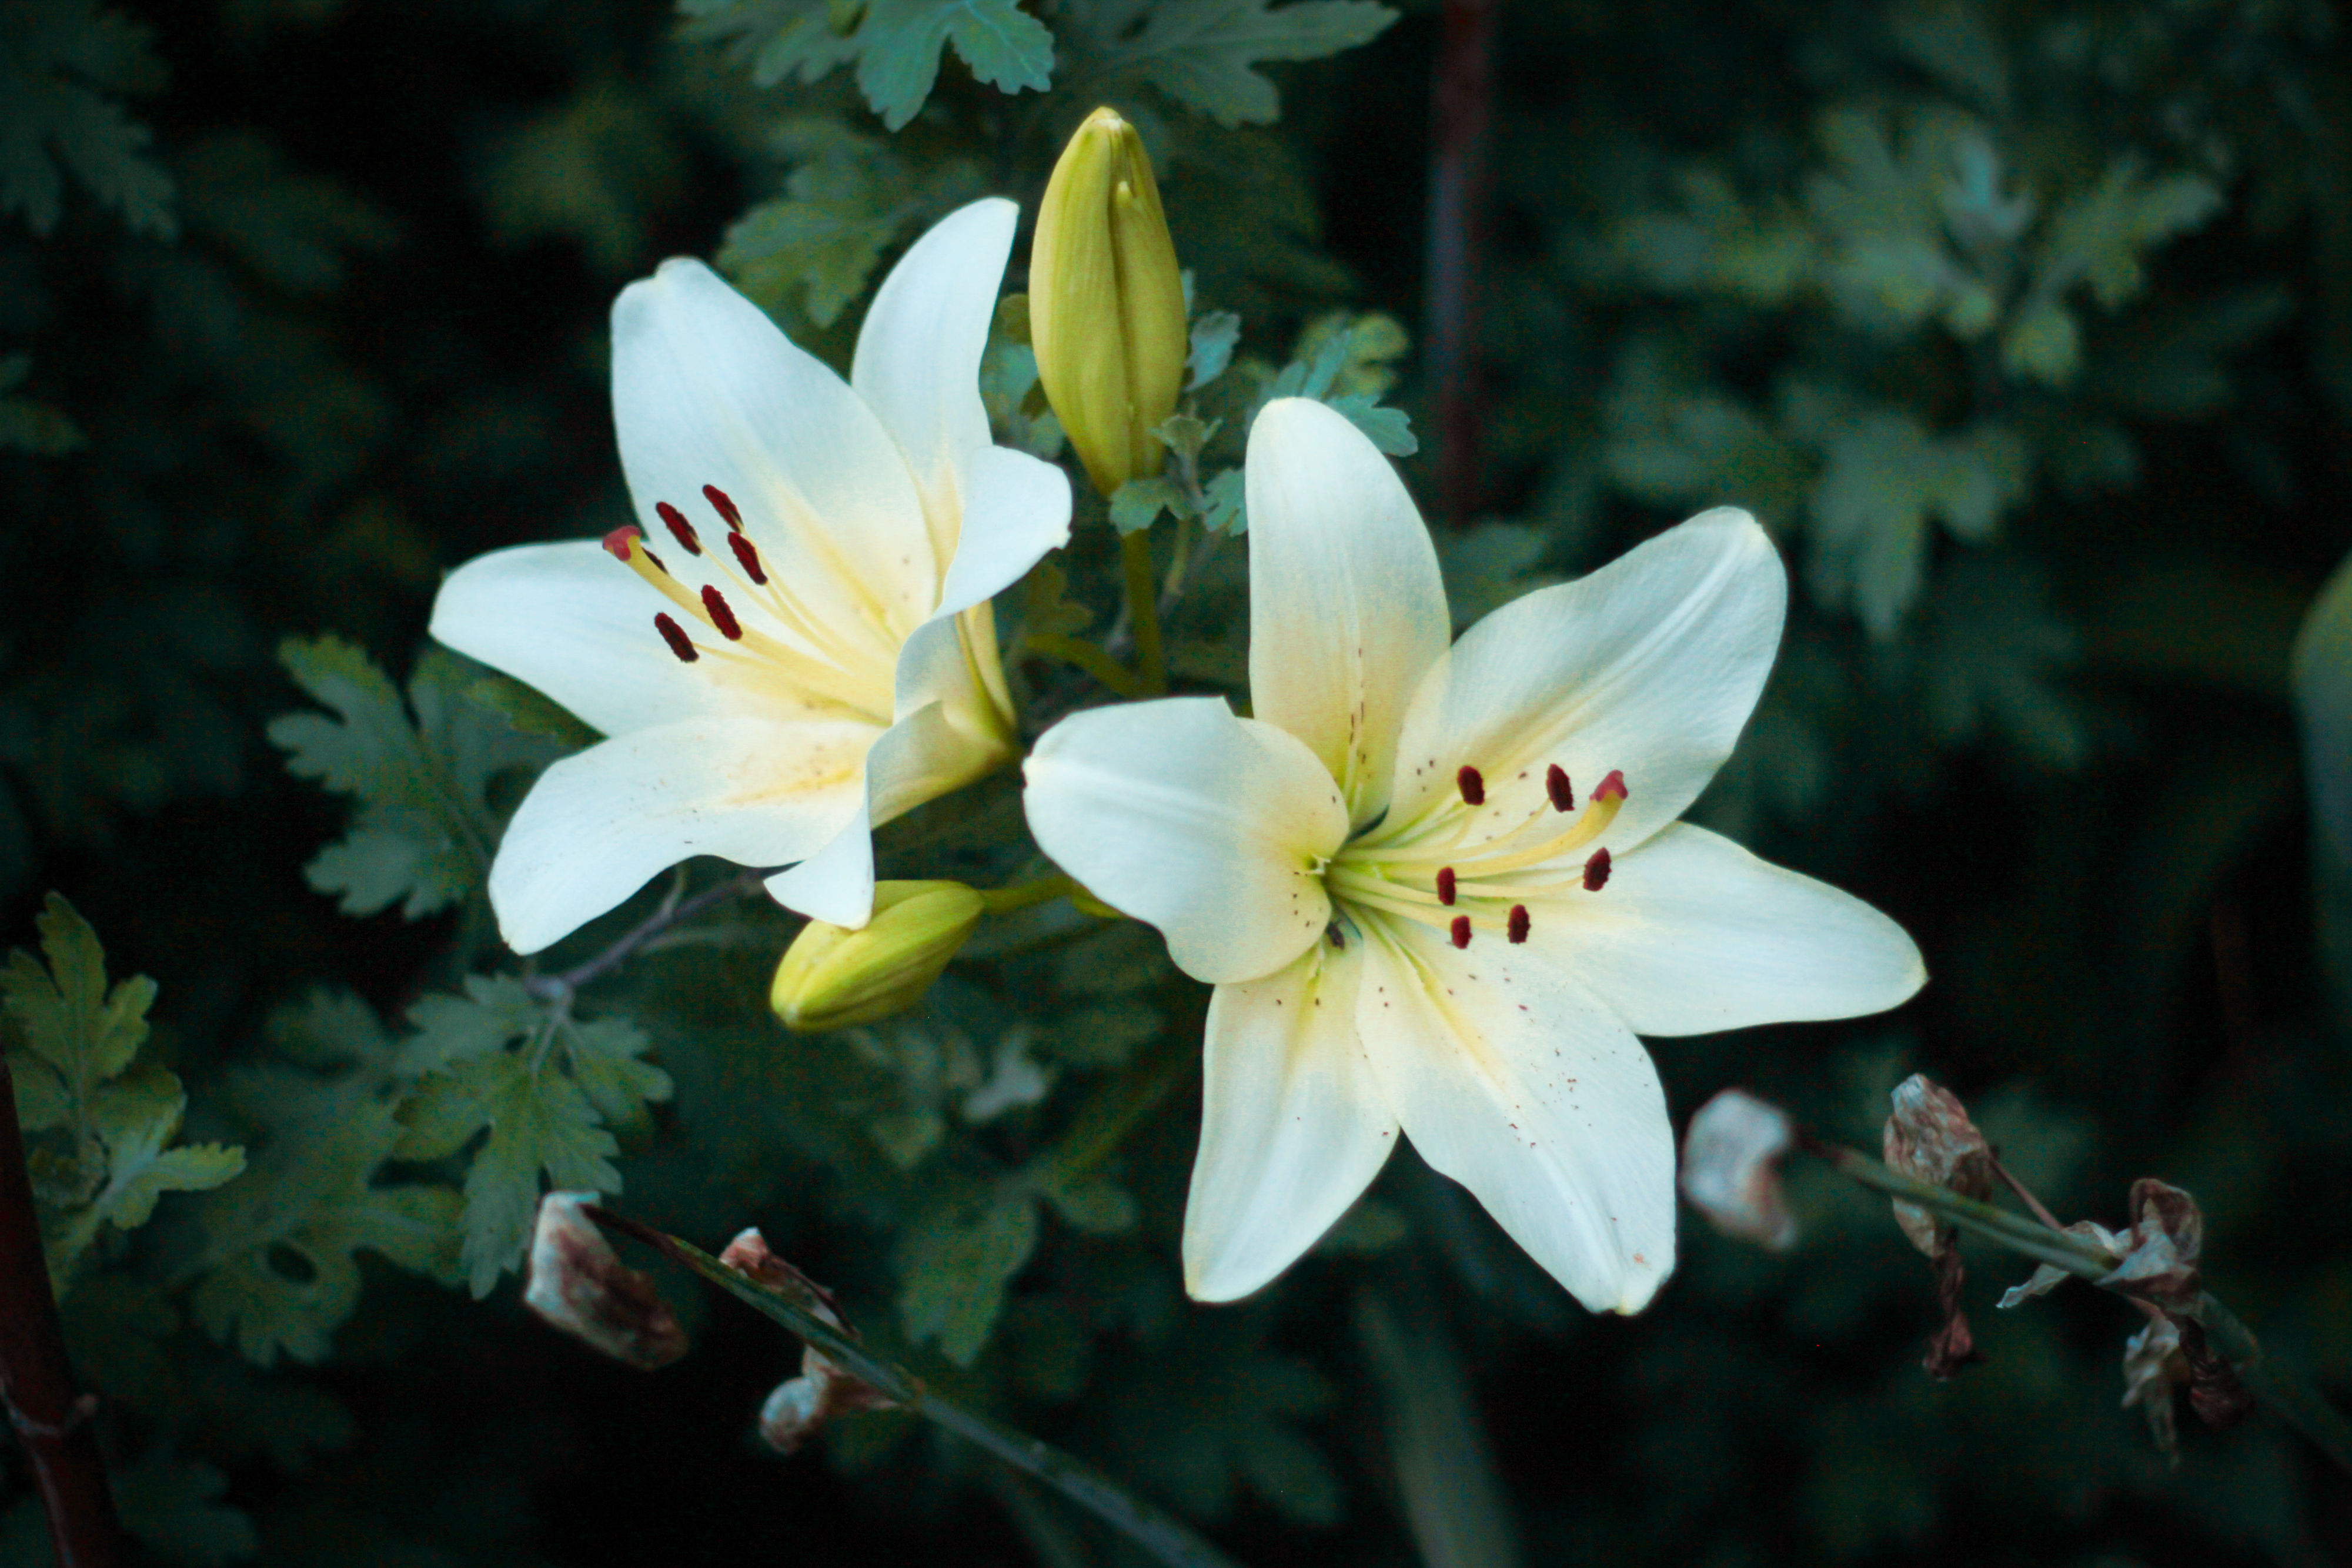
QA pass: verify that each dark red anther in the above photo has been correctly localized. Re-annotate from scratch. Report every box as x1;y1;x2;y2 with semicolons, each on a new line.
1449;914;1472;949
727;530;768;584
1583;848;1612;892
1455;764;1485;806
1546;764;1574;813
1592;770;1628;804
703;483;744;531
1436;867;1457;905
640;545;671;577
701;584;744;641
1507;904;1530;944
602;524;643;561
654;613;698;663
655;500;703;556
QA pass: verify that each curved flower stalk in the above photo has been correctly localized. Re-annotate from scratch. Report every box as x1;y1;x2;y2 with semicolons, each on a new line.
433;200;1072;952
1022;399;1924;1310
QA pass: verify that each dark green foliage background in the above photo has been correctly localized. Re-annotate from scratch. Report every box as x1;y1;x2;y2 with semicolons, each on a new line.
3;0;2349;1563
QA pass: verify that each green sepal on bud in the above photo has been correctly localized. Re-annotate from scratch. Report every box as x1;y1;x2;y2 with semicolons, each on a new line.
1031;106;1189;497
771;881;986;1032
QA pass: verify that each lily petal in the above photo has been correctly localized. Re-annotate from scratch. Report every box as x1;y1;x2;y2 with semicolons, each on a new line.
852;198;1015;567
1245;399;1450;827
766;700;974;928
1355;917;1677;1313
1386;508;1783;849
931;443;1073;620
430;540;727;737
612;258;937;653
1185;945;1399;1302
490;714;880;954
1535;822;1926;1036
1024;698;1348;985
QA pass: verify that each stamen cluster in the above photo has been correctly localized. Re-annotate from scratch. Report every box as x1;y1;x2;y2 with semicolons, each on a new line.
1327;758;1628;951
598;484;891;721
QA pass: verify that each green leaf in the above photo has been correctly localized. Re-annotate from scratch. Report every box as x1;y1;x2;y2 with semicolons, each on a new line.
718;119;984;325
1187;310;1241;389
896;1180;1038;1365
2037;159;2223;312
2;894;233;1281
394;977;671;1296
268;637;564;919
81;1069;242;1233
1038;1174;1139;1235
1091;0;1399;126
1324;393;1416;455
854;0;1054;130
1152;413;1220;463
1201;467;1248;536
1109;474;1190;536
471;79;684;274
188;1082;459;1365
1018;558;1093;641
681;0;861;88
0;0;176;238
4;891;154;1102
1806;410;2030;636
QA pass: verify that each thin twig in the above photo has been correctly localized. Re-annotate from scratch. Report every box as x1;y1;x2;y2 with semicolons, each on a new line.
0;1057;126;1568
524;870;770;1002
585;1207;1247;1568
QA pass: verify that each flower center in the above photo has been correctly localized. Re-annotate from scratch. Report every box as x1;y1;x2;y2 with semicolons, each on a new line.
1324;760;1625;949
603;484;894;721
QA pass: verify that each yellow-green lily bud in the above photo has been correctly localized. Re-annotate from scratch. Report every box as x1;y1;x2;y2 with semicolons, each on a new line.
1031;106;1189;497
771;881;985;1032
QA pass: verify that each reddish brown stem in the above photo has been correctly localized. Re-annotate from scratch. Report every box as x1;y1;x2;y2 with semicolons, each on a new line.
0;1057;125;1567
1426;0;1497;529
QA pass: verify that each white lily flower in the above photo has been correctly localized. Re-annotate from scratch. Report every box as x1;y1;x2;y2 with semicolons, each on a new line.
1022;399;1923;1311
432;199;1072;952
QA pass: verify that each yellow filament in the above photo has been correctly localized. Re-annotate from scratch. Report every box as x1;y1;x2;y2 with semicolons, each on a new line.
612;532;890;718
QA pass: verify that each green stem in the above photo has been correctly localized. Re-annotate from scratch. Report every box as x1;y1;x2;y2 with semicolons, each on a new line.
1818;1145;2122;1281
1025;633;1148;699
1121;531;1167;696
1809;1142;2352;1473
585;1208;1246;1568
978;875;1080;916
2191;1292;2352;1472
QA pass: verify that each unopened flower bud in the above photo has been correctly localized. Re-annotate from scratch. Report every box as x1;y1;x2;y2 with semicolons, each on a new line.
1031;106;1188;496
771;881;985;1032
1679;1089;1798;1251
524;1191;687;1369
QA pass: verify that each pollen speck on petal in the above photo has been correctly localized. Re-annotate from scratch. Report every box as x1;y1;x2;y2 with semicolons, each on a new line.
1450;914;1472;949
1456;765;1485;806
701;584;743;641
654;613;698;663
1546;764;1574;812
1583;847;1612;892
